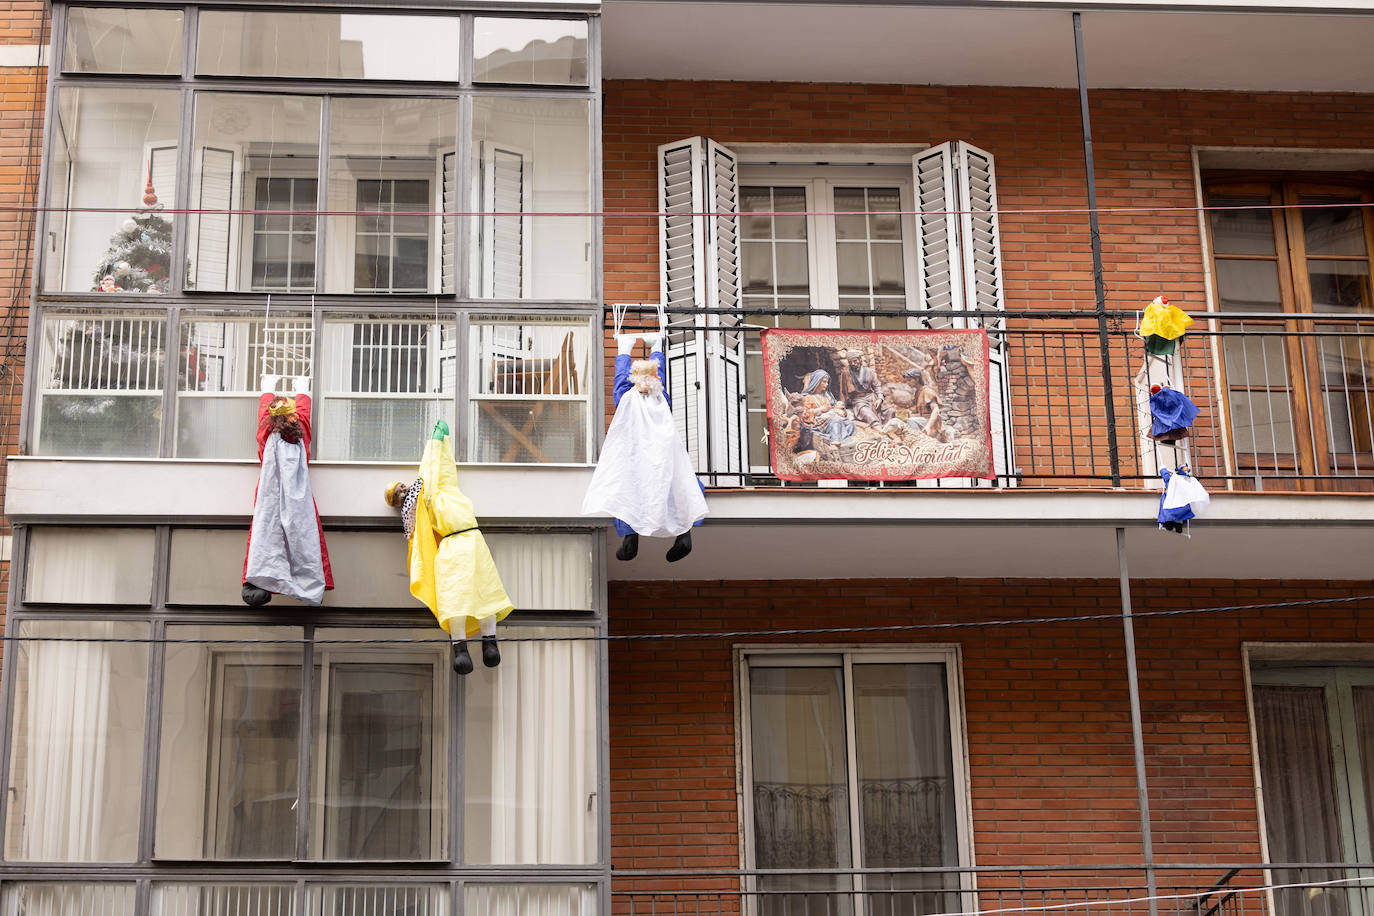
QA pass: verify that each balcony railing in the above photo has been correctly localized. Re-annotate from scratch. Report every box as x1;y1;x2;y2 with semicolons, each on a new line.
612;865;1374;916
606;307;1374;492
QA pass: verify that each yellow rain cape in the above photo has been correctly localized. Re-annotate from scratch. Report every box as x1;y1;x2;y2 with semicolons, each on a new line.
407;425;513;636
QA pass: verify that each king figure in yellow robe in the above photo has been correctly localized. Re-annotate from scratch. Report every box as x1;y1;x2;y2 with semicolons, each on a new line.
386;420;513;674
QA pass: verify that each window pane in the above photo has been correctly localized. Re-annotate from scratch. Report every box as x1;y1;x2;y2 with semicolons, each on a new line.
311;629;448;861
325;99;455;294
190;94;322;293
26;527;154;604
1308;259;1372;313
471;98;592;299
465;627;598;864
154;885;295;916
308;886;448;916
156;625;305;860
749;666;851;869
196;11;459;81
4;621;148;862
317;317;457;461
853;664;960;916
64;8;182;74
177;312;313;458
35;313;166;456
469;319;591;463
1214;259;1283;312
2;884;136;916
484;532;596;610
1208;196;1278;256
1302;197;1368;258
1314;333;1374;459
168;530;418;609
44;88;180;293
1253;685;1346;916
467;887;596;916
474;18;588;85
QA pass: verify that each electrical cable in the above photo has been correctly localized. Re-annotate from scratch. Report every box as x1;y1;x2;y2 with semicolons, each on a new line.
3;593;1370;645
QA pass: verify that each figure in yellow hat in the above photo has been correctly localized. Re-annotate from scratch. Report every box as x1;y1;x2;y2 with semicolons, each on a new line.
386;420;513;674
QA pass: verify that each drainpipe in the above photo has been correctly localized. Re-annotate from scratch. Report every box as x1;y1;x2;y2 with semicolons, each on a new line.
1117;526;1159;916
1073;11;1122;488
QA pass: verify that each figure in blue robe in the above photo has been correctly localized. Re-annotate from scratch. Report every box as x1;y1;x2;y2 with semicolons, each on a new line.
610;340;706;562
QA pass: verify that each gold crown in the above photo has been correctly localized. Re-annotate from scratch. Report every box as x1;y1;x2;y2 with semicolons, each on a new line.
267;398;297;418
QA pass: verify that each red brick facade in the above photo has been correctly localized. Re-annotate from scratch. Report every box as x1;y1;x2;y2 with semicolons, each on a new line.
601;81;1374;485
608;577;1370;874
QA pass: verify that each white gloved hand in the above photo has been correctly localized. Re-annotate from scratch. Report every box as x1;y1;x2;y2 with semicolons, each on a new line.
291;375;311;395
260;374;280;394
616;333;641;356
642;332;664;354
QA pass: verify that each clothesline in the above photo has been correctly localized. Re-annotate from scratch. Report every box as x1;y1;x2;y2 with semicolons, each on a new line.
1;200;1371;218
4;594;1370;645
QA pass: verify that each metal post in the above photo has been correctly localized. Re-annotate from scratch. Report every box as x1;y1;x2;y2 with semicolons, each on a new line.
1116;527;1159;916
1073;12;1122;487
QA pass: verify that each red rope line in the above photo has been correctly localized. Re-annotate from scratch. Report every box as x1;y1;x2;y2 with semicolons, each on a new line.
4;200;1372;218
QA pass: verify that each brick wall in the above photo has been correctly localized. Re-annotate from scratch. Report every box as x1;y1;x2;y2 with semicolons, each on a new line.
601;82;1374;483
608;577;1372;874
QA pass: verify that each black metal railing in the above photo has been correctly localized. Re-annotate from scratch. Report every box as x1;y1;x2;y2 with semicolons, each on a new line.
613;864;1374;916
606;307;1374;492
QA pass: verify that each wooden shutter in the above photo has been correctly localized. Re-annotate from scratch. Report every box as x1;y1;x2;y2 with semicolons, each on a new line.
658;138;745;481
915;141;1016;486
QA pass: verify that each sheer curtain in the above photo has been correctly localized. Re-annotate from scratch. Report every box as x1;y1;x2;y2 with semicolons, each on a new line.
1253;685;1348;916
466;885;595;916
464;627;597;864
5;620;147;862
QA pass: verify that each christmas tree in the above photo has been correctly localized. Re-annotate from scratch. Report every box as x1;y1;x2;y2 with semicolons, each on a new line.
91;170;174;293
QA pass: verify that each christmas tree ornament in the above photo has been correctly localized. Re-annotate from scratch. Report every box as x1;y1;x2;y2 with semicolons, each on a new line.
385;421;513;675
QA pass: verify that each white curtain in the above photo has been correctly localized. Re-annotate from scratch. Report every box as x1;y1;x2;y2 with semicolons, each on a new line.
1253;685;1348;916
466;885;596;916
2;884;136;916
464;627;597;864
9;620;146;862
25;528;155;604
485;533;594;611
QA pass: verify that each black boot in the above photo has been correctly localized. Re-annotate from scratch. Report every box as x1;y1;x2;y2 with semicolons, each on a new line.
616;532;639;561
481;635;501;668
666;531;693;563
452;640;474;675
241;583;271;606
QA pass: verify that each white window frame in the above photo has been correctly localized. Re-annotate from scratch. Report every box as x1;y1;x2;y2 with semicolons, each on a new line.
738;165;922;477
467;315;594;464
734;644;976;914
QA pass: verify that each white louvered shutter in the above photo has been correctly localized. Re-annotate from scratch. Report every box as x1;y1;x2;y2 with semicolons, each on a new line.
194;147;234;291
913;143;963;330
441;151;458;294
914;142;1016;487
477;142;526;298
658;138;745;482
955;142;1015;486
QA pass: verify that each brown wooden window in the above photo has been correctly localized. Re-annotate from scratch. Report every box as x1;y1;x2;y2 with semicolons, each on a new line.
1205;178;1374;485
